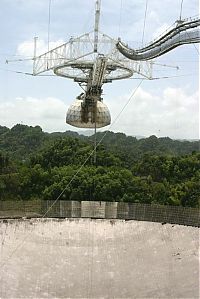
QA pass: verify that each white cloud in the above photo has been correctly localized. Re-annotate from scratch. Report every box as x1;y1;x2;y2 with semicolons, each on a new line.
17;39;65;58
105;86;199;139
0;97;71;132
0;87;198;139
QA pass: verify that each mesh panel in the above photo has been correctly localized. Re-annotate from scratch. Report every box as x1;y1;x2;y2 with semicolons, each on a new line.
0;200;199;227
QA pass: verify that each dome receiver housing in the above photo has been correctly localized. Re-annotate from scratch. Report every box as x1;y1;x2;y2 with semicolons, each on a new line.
66;98;111;128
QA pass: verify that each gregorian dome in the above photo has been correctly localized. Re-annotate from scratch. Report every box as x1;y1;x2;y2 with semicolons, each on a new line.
66;99;111;128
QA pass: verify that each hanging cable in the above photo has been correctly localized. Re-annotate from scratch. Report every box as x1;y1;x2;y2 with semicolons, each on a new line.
42;80;144;218
185;30;199;55
0;67;196;80
141;0;148;46
82;5;95;32
0;68;34;75
179;0;184;21
0;68;58;76
118;0;123;37
47;0;52;52
0;79;144;269
127;73;198;80
94;102;97;165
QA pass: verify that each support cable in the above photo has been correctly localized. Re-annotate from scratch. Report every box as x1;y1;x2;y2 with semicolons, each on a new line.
94;103;97;165
0;68;58;76
94;0;101;52
141;0;148;46
42;79;144;218
0;79;144;269
179;0;184;21
186;30;199;55
0;68;34;75
0;68;196;80
118;0;123;37
47;0;52;52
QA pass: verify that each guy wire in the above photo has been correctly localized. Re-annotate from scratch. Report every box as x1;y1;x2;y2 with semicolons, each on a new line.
0;79;144;269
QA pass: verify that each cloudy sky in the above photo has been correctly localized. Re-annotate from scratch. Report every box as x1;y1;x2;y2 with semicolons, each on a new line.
0;0;199;139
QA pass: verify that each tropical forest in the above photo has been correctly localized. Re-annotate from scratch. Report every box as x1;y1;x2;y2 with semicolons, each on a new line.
0;124;199;208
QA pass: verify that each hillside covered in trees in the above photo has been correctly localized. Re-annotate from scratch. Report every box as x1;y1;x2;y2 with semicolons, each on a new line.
0;124;199;208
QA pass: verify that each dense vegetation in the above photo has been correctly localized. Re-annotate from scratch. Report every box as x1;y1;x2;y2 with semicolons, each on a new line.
0;124;199;207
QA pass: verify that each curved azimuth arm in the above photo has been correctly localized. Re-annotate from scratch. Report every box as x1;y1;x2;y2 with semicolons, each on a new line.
116;18;200;61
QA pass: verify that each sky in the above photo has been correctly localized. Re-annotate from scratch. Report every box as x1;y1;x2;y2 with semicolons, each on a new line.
0;0;199;139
